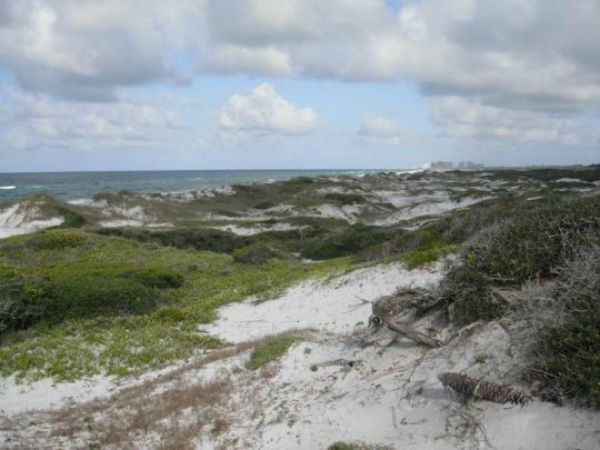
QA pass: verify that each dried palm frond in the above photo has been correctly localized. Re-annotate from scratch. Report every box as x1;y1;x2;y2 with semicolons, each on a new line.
438;372;532;405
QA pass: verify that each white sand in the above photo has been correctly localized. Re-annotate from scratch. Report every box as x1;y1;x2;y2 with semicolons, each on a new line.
211;222;304;236
203;261;442;343
1;258;598;449
0;203;63;239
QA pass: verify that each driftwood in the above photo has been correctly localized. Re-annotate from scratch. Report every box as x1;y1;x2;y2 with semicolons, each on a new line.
369;287;447;328
383;318;442;348
438;372;532;405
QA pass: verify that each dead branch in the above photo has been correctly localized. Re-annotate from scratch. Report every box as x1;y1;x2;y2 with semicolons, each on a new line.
383;318;442;348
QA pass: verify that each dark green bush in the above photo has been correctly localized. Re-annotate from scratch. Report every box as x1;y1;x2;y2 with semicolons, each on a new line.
152;307;188;323
356;227;441;262
97;227;250;254
55;206;87;228
323;193;366;205
299;224;392;260
536;317;600;408
120;267;184;289
42;273;159;322
27;230;88;250
0;262;184;335
253;201;276;210
404;248;442;269
535;243;600;407
0;264;47;333
233;243;277;265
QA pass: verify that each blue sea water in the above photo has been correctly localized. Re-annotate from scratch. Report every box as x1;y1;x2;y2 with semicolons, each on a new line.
0;170;392;203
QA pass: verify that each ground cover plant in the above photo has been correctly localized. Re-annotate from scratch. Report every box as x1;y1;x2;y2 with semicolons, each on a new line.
0;229;350;381
245;334;300;370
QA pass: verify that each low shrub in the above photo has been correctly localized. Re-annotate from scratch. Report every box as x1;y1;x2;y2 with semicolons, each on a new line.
300;224;392;260
536;317;600;408
443;196;600;324
120;267;185;289
0;263;184;335
323;192;366;205
97;227;250;254
27;230;88;250
0;264;47;333
42;273;160;322
404;248;441;269
253;201;276;210
356;227;443;263
233;243;278;265
55;206;87;228
152;307;188;323
535;243;600;408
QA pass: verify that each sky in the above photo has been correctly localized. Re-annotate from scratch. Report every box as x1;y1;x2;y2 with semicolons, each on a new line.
0;0;599;172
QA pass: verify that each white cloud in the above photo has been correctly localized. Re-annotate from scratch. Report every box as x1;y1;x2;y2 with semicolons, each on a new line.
204;45;293;76
1;0;600;156
0;86;184;150
357;116;406;146
218;84;318;134
0;0;201;100
430;96;591;145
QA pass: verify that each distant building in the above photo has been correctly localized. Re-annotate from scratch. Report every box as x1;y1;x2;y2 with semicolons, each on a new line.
426;161;454;171
457;161;484;170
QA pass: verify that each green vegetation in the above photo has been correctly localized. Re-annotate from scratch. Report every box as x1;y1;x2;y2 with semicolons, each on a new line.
357;226;456;269
96;227;250;253
0;229;349;381
232;243;280;265
404;247;445;269
535;243;600;407
299;224;394;260
245;335;300;370
474;354;487;365
323;192;366;205
536;317;600;407
442;195;600;324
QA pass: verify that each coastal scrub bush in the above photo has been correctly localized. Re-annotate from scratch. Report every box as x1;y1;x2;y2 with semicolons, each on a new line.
535;243;600;407
246;335;299;370
536;317;600;408
42;273;159;322
323;192;366;205
27;230;88;250
253;200;276;209
120;267;185;289
0;264;47;333
97;227;250;253
0;263;184;335
404;248;443;269
299;224;392;260
233;243;278;265
54;205;87;228
443;195;600;324
355;227;448;263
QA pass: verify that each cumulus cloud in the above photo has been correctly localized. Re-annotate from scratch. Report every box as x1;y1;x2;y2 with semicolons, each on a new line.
430;96;593;146
0;86;184;150
218;84;318;134
2;0;599;109
0;0;201;101
1;0;599;153
357;116;407;146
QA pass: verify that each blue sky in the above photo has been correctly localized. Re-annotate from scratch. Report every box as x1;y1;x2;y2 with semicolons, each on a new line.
0;0;599;172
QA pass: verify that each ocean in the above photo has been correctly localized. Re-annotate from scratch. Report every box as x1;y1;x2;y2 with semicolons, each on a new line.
0;169;391;203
